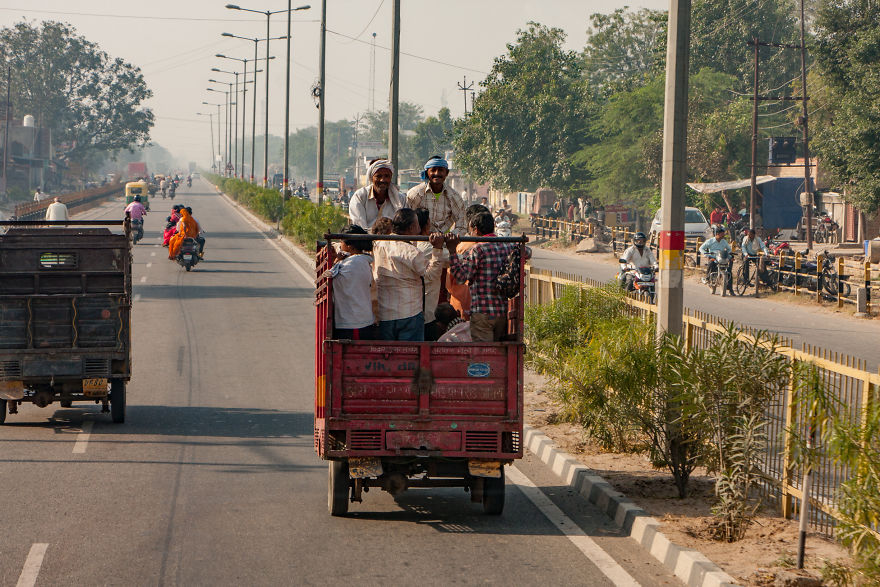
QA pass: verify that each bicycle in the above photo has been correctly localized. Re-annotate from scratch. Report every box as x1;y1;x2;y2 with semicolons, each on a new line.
734;255;778;295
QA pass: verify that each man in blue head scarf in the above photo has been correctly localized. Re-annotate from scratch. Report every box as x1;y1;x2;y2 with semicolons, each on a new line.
405;155;466;235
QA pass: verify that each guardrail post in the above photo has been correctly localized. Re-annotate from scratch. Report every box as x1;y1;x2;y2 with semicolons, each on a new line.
838;256;845;309
794;252;801;297
611;228;617;253
695;237;702;267
816;253;824;304
867;261;873;315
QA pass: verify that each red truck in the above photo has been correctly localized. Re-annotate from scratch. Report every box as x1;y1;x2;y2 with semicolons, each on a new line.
127;162;148;181
314;234;527;516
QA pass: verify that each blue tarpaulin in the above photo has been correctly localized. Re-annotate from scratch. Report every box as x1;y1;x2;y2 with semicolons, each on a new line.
761;177;813;230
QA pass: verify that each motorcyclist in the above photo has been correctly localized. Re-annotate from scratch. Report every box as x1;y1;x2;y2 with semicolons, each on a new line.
168;181;176;199
699;225;734;288
186;175;192;187
620;232;657;291
124;195;147;242
740;227;768;283
185;206;206;258
159;178;167;198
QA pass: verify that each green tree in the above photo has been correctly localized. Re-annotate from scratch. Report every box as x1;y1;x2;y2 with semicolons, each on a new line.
0;21;153;166
582;7;667;96
454;23;590;194
405;108;453;170
811;0;880;212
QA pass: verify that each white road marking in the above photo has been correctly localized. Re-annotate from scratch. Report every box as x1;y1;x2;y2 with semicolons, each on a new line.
218;193;313;283
507;466;640;586
139;276;147;283
134;294;142;302
146;262;152;268
150;251;156;256
72;421;94;454
16;543;48;587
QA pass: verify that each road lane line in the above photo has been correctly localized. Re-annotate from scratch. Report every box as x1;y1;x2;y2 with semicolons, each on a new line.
146;262;152;268
217;191;314;284
140;276;147;283
16;543;48;587
507;466;640;586
151;251;156;256
72;421;93;454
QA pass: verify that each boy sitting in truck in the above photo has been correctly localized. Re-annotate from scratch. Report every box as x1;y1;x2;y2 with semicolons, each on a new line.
327;225;378;340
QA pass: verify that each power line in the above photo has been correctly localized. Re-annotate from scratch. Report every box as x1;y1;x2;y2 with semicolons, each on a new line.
0;7;318;23
342;0;385;44
326;28;489;75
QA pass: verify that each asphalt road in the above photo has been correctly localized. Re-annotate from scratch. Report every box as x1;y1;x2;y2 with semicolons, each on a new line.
1;181;679;586
530;246;880;370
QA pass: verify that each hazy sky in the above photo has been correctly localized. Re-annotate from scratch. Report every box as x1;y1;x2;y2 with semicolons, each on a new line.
1;1;667;166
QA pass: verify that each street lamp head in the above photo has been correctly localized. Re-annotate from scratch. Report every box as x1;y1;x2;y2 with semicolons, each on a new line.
295;4;311;10
216;54;228;58
211;68;221;72
225;4;240;9
221;32;234;37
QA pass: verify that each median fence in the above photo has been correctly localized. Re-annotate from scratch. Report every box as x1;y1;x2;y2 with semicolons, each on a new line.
527;266;880;537
12;182;124;220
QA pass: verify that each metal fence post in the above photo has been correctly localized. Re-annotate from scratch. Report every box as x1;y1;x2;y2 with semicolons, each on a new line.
816;253;824;304
781;353;799;518
867;261;872;315
794;252;801;297
696;237;702;267
838;256;844;309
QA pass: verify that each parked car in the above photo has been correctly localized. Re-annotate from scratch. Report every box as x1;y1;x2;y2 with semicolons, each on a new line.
649;206;712;241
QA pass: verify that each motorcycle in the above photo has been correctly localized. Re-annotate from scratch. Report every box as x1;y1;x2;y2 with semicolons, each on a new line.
186;177;192;188
130;218;144;245
617;260;657;304
169;186;176;200
175;238;200;271
706;249;734;296
495;219;512;237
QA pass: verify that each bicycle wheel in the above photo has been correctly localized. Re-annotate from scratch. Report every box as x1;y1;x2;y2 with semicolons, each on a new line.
683;254;697;268
735;263;753;296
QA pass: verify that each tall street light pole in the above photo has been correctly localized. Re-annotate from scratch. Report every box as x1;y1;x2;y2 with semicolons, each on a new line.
283;4;311;199
657;0;691;338
196;112;215;171
218;55;264;183
227;4;298;186
222;32;287;183
203;101;223;172
207;86;231;174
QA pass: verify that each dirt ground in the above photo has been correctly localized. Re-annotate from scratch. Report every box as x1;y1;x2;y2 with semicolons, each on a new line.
523;369;854;586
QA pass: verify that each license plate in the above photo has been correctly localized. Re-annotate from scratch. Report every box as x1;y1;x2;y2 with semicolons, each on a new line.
82;378;108;397
468;460;502;478
0;380;24;400
183;254;192;260
348;457;383;479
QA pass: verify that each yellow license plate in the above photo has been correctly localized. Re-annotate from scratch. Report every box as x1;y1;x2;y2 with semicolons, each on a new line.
82;378;109;397
349;457;383;479
0;380;25;400
468;460;502;478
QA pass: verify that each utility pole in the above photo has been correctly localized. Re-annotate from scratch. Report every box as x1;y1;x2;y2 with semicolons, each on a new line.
657;0;691;338
284;0;293;198
317;0;327;203
749;38;759;230
388;0;401;179
457;76;473;115
233;72;239;178
1;67;10;202
369;32;377;112
209;113;215;171
799;0;813;250
241;60;248;180
352;113;363;187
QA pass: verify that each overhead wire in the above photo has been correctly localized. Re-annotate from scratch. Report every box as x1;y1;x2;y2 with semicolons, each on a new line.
340;0;385;44
0;7;318;23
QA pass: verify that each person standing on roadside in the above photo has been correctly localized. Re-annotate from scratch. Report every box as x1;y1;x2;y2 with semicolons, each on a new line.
406;156;466;235
349;159;402;230
45;197;69;221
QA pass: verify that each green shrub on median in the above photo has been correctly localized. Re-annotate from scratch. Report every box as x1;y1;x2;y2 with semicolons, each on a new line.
208;175;347;251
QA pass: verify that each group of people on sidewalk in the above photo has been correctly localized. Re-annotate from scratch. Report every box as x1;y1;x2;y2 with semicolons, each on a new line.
327;156;529;344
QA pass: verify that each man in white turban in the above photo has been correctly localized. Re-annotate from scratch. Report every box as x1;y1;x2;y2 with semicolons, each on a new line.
348;159;402;230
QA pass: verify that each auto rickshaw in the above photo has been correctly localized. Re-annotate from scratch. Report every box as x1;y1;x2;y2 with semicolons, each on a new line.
124;180;150;210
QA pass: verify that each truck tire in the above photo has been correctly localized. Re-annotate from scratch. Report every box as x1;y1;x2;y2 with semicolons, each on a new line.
482;468;505;515
328;460;350;516
110;379;126;423
0;399;6;424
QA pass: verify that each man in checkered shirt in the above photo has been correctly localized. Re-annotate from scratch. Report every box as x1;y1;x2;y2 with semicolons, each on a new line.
406;156;466;235
446;211;528;342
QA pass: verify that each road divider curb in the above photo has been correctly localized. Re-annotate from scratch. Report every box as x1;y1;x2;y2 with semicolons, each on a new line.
523;424;739;587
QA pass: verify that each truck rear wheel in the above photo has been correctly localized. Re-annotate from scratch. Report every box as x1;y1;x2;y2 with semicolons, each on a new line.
110;379;126;423
328;460;350;516
482;468;505;515
0;399;6;424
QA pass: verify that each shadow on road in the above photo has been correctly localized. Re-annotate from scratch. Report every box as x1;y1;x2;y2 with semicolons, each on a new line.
134;284;312;299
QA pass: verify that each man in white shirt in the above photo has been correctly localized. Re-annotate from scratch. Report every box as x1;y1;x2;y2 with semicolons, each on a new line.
740;227;768;283
348;159;402;230
373;208;445;341
45;197;69;221
621;232;657;291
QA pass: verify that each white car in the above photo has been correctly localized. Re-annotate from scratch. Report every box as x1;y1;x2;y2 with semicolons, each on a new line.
649;206;712;241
